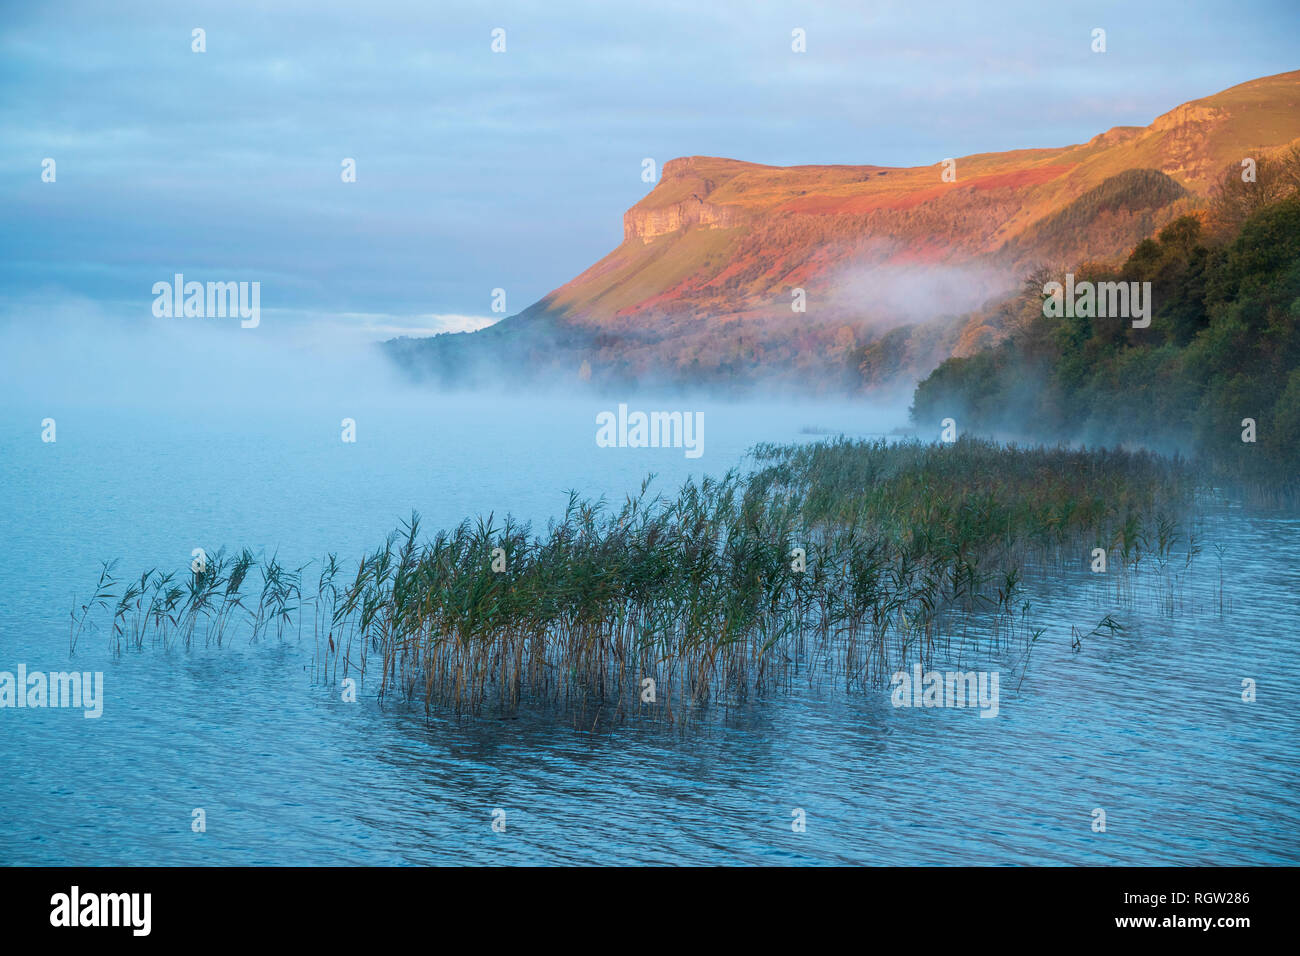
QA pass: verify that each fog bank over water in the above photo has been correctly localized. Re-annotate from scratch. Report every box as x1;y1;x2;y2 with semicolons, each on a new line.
1;298;905;419
0;300;911;549
0;297;423;414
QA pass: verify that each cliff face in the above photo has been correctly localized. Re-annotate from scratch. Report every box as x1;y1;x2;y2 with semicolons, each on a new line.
623;165;749;241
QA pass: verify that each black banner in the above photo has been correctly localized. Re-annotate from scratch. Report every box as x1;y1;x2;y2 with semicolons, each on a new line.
0;866;1281;942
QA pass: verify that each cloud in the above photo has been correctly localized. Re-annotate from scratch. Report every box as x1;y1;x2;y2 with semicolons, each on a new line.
1;0;1295;325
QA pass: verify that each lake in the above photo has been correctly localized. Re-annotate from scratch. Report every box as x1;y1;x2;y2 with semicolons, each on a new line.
1;321;1297;865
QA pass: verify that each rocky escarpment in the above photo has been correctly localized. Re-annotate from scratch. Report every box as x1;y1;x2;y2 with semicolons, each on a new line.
1146;102;1231;185
622;157;750;241
623;192;747;241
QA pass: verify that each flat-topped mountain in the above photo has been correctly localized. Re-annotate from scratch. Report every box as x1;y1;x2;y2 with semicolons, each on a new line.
389;69;1300;392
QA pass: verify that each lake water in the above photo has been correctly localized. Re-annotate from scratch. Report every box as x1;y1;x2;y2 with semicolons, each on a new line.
1;321;1297;865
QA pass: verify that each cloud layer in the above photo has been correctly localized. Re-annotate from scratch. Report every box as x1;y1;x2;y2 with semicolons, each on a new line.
1;0;1294;334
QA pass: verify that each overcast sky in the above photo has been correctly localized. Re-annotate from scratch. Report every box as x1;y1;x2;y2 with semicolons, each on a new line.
1;0;1295;337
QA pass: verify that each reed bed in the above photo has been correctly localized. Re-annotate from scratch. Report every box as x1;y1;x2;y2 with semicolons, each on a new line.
70;437;1198;723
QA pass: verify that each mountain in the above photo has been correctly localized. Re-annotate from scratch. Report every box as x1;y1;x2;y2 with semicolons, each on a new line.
387;70;1300;393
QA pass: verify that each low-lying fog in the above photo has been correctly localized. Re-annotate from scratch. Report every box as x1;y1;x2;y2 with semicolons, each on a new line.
1;303;911;580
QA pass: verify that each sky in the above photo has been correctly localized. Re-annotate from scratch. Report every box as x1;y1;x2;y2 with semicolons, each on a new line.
1;0;1296;339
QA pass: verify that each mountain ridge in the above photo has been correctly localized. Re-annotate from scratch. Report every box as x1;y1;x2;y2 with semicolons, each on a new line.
389;69;1300;392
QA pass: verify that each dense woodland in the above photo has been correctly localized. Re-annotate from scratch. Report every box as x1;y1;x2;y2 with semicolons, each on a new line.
912;150;1300;495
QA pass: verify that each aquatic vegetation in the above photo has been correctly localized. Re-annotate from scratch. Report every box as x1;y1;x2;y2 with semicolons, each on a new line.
71;437;1198;723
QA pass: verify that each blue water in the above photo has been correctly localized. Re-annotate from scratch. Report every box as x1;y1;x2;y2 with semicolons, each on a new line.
1;379;1298;865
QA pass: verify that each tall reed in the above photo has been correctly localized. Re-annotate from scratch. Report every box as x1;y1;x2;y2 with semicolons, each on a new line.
72;438;1198;723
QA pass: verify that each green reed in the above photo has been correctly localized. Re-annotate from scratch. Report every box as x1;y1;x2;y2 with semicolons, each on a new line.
72;437;1198;723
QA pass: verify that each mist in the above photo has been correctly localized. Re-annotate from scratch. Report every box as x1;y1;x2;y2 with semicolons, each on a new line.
830;258;1016;327
0;296;422;416
0;295;914;468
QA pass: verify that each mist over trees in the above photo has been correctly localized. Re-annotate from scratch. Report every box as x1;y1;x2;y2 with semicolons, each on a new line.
912;151;1300;496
